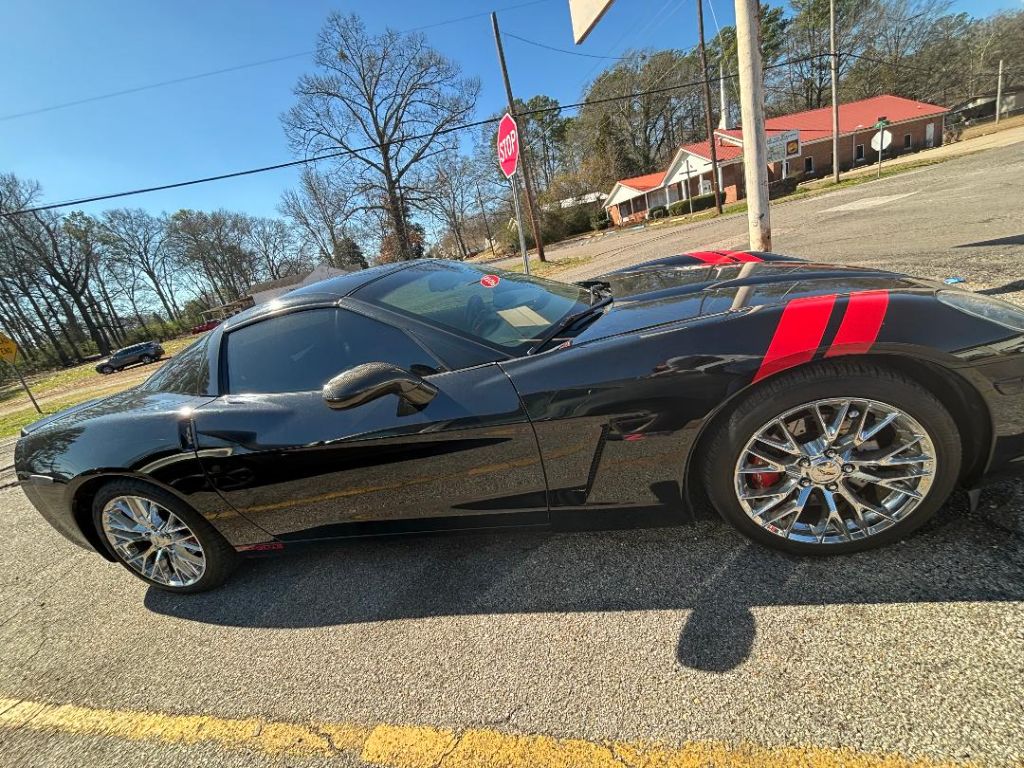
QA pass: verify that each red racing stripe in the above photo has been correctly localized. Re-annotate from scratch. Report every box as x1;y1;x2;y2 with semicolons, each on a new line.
716;250;763;263
688;251;735;264
825;290;889;357
687;250;764;264
753;294;837;382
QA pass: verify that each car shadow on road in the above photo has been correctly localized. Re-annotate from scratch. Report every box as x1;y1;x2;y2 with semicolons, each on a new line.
145;489;1023;673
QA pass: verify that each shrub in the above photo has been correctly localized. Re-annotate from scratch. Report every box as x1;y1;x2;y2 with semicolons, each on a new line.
768;175;800;199
648;205;667;219
590;210;611;230
502;201;603;251
668;191;724;216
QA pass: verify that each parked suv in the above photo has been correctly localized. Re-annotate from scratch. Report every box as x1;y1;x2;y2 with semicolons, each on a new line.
95;341;164;374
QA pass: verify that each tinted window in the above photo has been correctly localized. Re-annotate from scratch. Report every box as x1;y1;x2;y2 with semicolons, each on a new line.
226;308;437;394
140;336;210;395
356;261;589;354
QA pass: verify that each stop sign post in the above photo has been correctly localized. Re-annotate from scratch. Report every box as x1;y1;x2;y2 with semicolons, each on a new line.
496;112;530;275
872;117;892;179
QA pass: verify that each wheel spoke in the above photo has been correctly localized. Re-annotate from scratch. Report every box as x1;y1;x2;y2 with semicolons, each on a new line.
824;400;851;442
742;446;787;471
755;433;801;455
818;489;851;542
858;410;899;445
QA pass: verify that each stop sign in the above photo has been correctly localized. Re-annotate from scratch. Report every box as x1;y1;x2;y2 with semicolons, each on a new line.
496;113;520;178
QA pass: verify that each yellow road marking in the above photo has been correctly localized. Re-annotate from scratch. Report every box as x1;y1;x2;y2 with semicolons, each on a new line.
0;696;972;767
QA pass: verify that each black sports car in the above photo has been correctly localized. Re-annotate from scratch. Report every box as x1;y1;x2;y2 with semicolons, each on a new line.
15;253;1024;592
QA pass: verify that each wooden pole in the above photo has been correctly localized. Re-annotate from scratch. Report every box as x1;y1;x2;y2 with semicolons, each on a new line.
492;12;546;262
697;0;723;214
733;0;771;250
830;0;840;184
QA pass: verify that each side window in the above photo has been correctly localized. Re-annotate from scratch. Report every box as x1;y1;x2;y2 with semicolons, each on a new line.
225;308;439;394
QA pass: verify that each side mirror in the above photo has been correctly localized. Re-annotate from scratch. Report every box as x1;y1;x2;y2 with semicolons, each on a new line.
322;362;438;415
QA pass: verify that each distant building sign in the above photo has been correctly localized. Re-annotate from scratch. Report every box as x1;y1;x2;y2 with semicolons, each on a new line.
766;130;801;163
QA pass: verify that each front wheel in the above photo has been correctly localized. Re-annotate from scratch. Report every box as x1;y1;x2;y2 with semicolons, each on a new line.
140;354;153;364
702;362;961;554
99;365;113;375
92;479;237;592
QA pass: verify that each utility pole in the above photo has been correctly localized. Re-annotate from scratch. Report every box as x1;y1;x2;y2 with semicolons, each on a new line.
995;59;1004;124
829;0;840;184
733;0;771;250
476;182;496;258
697;0;722;214
718;60;728;130
491;12;546;262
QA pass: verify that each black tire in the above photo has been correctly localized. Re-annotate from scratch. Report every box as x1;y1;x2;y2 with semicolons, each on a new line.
100;365;113;375
140;354;153;364
91;479;238;593
701;361;961;554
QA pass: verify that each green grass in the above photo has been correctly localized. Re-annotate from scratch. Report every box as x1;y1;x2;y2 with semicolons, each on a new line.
503;255;591;277
0;336;197;405
0;396;88;439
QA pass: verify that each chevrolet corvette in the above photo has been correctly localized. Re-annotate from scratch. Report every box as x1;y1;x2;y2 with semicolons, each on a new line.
15;252;1024;592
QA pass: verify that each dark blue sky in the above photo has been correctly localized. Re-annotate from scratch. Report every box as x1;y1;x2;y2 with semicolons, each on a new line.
2;0;1015;218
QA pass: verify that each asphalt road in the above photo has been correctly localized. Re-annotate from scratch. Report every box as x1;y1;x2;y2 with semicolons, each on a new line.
1;142;1023;768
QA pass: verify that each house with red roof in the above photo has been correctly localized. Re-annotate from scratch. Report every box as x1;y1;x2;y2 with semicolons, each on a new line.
602;171;668;226
603;94;948;226
662;138;745;206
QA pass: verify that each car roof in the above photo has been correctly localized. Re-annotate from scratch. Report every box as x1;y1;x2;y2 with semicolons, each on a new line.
221;262;415;331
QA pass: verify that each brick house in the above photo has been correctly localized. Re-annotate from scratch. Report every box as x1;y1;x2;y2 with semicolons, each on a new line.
603;172;667;226
717;94;948;181
603;95;948;224
662;139;745;205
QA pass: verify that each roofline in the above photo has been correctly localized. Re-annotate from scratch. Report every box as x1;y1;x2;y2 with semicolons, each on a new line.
716;106;949;144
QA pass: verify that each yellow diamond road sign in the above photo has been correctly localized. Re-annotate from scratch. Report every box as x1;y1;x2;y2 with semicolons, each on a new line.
0;333;18;364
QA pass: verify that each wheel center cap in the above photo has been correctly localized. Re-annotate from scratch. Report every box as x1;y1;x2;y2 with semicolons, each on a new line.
808;460;842;484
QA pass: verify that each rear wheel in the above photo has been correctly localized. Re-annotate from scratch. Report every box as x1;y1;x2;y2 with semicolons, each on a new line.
702;362;961;554
92;479;237;592
99;365;113;375
140;354;153;364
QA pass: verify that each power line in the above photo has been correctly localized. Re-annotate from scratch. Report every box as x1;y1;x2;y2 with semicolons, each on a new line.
1;54;827;218
504;32;645;60
0;52;313;122
0;0;558;123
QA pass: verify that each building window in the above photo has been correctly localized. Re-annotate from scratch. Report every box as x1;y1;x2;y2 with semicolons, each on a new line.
804;156;814;174
782;160;790;177
903;133;912;149
855;144;865;161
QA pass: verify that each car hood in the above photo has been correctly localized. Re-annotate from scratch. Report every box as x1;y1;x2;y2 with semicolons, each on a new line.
574;261;929;344
18;388;193;438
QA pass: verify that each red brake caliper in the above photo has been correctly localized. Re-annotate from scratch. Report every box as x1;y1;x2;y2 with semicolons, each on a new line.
748;456;782;489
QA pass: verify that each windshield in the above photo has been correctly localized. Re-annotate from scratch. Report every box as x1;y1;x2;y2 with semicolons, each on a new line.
138;336;211;395
355;261;591;354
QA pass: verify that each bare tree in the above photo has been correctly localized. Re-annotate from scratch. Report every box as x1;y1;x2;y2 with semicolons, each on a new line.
165;210;258;303
421;151;477;259
283;13;479;261
280;167;367;268
0;175;111;355
98;208;181;320
246;216;311;280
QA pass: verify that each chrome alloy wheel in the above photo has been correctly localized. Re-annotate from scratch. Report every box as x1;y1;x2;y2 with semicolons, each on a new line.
734;398;937;545
100;495;206;587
